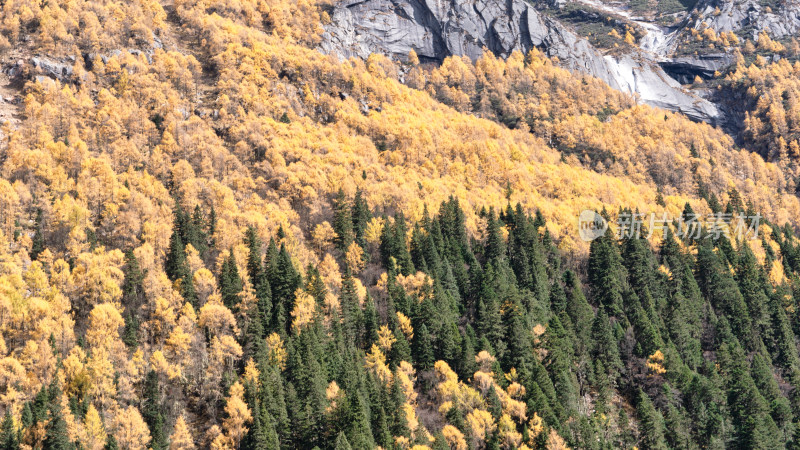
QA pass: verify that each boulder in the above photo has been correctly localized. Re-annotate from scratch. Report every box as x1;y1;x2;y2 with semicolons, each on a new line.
31;57;73;80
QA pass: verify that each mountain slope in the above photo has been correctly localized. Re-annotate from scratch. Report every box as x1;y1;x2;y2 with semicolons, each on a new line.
0;0;799;448
321;0;726;124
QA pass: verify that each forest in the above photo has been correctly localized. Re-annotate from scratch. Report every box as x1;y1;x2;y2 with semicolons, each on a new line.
0;0;799;448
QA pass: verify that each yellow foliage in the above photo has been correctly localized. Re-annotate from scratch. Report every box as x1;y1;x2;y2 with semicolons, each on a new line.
83;404;107;450
325;380;341;413
466;409;496;445
312;221;336;253
475;350;496;372
397;312;414;340
345;241;366;273
113;406;152;450
528;412;545;444
291;289;316;332
498;413;522;448
365;344;392;384
223;381;252;446
377;325;397;352
395;271;433;302
170;415;196;450
546;429;571;449
266;332;287;370
647;350;667;375
624;31;636;45
365;217;385;246
199;298;238;337
441;424;467;450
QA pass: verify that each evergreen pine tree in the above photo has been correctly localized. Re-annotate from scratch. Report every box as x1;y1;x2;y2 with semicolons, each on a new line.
591;309;622;380
165;225;187;282
141;370;167;450
186;205;208;255
484;207;506;262
587;229;626;316
332;189;354;252
636;390;668;450
219;249;244;310
351;189;371;249
43;380;73;450
0;411;18;450
244;226;263;286
165;211;196;305
412;324;435;370
30;208;45;261
268;244;301;333
695;240;755;349
720;343;782;449
334;432;352;450
104;435;118;450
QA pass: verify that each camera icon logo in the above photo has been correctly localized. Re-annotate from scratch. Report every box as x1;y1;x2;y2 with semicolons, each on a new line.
578;210;608;242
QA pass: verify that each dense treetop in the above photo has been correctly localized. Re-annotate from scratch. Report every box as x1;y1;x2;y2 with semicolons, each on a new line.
0;0;799;448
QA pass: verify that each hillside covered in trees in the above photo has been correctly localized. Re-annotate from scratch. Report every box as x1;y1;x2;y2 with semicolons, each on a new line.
0;0;800;448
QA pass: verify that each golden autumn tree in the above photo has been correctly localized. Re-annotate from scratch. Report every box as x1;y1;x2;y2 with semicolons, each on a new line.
222;381;252;447
170;416;196;450
113;406;152;450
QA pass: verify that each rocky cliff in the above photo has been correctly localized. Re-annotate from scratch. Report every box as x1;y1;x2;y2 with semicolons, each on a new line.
320;0;726;125
692;0;800;40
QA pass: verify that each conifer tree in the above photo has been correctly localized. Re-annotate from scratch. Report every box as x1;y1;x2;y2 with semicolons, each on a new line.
0;411;18;450
695;240;755;349
736;242;770;336
244;226;263;286
544;315;579;414
766;291;800;370
165;212;197;305
334;432;352;450
43;379;73;450
165;226;187;282
122;249;145;348
332;189;354;252
390;327;412;366
750;353;793;436
666;291;702;369
628;295;663;357
636;390;668;450
564;270;593;356
412;323;435;370
591;309;622;381
104;435;118;450
268;244;301;333
379;213;414;276
484;207;505;262
351;189;371;249
142;370;167;450
219;249;244;310
588;229;626;316
30;208;45;261
720;343;782;449
186;205;208;255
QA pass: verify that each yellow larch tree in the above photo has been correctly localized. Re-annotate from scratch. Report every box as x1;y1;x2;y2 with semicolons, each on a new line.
222;381;252;447
170;415;196;450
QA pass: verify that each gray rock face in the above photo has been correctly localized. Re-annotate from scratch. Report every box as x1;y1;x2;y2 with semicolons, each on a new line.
602;54;723;124
321;0;725;125
31;57;74;81
660;53;735;84
693;0;800;40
